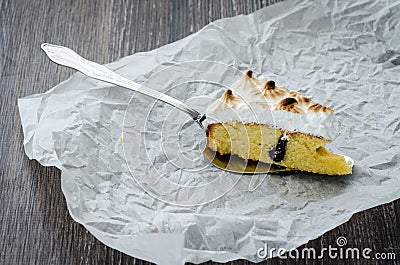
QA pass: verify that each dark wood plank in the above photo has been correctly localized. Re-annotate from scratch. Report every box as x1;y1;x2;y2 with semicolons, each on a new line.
0;0;399;264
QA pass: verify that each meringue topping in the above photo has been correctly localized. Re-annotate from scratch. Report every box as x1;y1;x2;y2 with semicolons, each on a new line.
205;89;246;115
205;71;339;140
276;97;303;114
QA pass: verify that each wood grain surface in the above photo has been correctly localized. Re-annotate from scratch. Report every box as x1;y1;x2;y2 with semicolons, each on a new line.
1;0;399;264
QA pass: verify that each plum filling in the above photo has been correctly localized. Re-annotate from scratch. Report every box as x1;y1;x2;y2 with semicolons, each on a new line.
269;135;288;162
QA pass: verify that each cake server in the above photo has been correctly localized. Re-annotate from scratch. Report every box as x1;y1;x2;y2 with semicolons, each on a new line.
39;43;296;178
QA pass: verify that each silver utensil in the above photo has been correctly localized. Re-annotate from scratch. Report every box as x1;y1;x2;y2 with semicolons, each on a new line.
40;43;292;188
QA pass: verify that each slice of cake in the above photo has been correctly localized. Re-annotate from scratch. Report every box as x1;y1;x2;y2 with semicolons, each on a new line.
205;70;353;175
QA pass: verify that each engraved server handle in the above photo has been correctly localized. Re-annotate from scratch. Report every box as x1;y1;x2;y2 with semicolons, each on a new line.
41;43;206;128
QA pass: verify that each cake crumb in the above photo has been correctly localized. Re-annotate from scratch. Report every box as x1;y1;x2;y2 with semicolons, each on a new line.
281;132;290;140
150;224;158;232
119;136;124;142
325;97;330;101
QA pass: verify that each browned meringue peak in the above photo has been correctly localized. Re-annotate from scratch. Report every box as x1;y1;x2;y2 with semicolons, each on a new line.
260;80;288;100
206;89;245;114
275;97;303;114
288;91;311;105
308;103;334;113
230;70;264;96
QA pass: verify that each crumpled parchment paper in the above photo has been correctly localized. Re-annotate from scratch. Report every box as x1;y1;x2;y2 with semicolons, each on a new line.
19;0;400;264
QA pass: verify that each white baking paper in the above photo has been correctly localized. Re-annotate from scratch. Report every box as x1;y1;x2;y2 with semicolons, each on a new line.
19;0;400;264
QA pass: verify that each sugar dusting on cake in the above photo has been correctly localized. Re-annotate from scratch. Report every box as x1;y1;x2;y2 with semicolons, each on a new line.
205;70;339;140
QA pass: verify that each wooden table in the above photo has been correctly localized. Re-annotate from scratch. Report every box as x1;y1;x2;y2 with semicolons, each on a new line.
1;0;399;264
